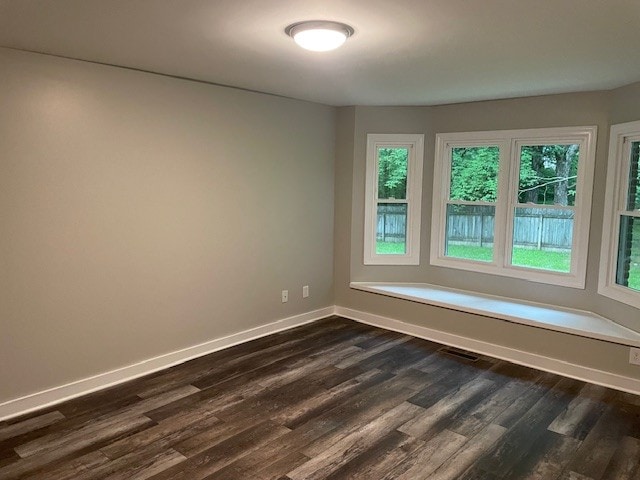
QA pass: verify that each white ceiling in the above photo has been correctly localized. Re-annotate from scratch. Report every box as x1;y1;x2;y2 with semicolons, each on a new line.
1;0;639;106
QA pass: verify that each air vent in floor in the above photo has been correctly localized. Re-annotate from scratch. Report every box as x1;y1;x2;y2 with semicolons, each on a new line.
438;346;479;362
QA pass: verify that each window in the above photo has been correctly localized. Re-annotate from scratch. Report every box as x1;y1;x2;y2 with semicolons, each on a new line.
364;134;424;265
431;127;597;288
599;120;640;308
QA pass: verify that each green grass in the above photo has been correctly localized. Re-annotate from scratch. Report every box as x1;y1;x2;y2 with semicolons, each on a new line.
377;241;640;289
376;241;406;255
626;224;640;290
377;241;571;271
624;238;640;291
629;266;640;291
446;244;571;272
446;244;494;262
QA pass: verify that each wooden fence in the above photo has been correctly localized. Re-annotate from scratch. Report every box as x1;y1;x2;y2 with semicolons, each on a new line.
377;204;407;243
377;206;574;250
511;209;573;250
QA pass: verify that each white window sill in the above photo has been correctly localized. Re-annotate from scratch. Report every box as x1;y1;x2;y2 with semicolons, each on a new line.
350;282;640;348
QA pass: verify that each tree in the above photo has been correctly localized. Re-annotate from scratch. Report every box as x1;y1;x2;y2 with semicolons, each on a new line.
450;147;499;201
518;145;579;206
628;141;639;210
447;144;579;206
518;147;546;203
378;148;408;199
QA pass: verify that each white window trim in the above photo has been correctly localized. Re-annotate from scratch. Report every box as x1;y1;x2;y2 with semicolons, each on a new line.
598;120;640;309
431;126;597;289
364;134;424;265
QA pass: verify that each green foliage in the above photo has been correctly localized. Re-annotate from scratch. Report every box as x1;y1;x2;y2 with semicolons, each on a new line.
378;148;408;199
450;147;499;202
518;145;579;206
628;141;640;210
619;219;640;291
448;144;580;206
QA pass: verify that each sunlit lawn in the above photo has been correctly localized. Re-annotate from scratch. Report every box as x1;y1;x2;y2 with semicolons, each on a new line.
445;244;572;272
377;242;571;272
512;249;572;272
627;246;640;291
629;266;640;291
629;226;640;291
376;241;640;289
376;241;406;255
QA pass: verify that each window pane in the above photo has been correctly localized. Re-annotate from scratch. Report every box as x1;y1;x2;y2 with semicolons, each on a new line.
376;203;407;254
449;146;499;201
445;204;495;261
510;207;573;272
616;215;640;291
378;147;408;200
626;141;640;211
518;144;579;206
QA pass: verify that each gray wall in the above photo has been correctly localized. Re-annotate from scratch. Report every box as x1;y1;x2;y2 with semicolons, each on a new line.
336;89;640;380
0;48;335;404
611;80;640;124
2;44;640;406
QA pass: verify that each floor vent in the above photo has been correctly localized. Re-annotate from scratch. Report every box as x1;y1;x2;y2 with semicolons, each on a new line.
438;346;479;362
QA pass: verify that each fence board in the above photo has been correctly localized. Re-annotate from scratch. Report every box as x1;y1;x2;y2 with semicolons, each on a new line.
376;206;574;250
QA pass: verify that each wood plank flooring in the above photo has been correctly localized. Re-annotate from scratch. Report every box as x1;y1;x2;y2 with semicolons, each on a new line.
1;316;640;479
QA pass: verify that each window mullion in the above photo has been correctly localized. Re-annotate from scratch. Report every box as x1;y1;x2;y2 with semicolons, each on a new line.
494;140;513;269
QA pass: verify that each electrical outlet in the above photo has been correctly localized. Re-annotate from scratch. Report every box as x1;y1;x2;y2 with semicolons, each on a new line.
630;348;640;366
281;290;288;303
303;285;309;298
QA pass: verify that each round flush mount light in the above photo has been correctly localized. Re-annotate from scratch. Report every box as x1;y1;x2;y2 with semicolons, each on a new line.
285;21;354;52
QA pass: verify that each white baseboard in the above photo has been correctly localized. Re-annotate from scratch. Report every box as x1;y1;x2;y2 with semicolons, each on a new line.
4;304;638;421
335;306;640;396
0;307;334;421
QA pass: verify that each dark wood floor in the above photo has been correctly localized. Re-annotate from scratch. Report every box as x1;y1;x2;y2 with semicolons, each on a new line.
2;317;640;480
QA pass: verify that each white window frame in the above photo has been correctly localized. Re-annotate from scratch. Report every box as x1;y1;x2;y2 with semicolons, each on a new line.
431;126;597;288
364;134;424;265
598;120;640;309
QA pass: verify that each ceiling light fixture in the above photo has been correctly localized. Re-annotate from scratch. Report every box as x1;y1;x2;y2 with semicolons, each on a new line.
285;21;354;52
